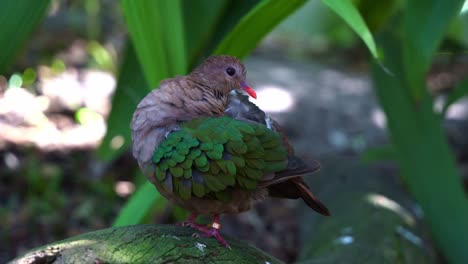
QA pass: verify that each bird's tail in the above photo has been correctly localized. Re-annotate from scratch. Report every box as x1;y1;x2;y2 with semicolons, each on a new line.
264;156;330;216
295;179;330;216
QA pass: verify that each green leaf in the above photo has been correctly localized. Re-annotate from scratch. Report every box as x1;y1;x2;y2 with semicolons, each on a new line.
97;43;148;160
372;27;468;263
403;0;465;100
0;0;50;73
356;0;401;32
113;180;162;227
321;0;379;59
182;0;227;67
405;0;464;66
214;0;307;59
183;0;260;68
120;0;187;87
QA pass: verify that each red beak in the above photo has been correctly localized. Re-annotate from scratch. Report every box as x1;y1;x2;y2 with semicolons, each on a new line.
240;81;257;99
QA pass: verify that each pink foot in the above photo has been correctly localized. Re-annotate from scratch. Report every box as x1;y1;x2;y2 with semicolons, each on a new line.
193;225;231;249
179;213;231;249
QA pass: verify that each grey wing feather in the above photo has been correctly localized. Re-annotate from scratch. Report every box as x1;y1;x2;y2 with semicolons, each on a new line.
226;91;267;125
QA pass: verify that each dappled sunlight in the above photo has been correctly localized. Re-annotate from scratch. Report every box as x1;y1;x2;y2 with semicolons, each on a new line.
396;225;423;248
19;239;97;262
462;1;468;14
4;152;20;170
366;193;416;226
333;227;355;246
249;85;295;113
445;98;468;120
110;135;125;150
39;68;115;114
0;87;49;126
0;68;115;150
335;235;354;245
370;108;387;129
115;181;135;197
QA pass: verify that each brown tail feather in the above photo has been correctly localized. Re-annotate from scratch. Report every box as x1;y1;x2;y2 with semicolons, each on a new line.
267;178;330;216
295;180;330;216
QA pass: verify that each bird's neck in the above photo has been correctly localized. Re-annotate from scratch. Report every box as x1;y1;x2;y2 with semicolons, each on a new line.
183;77;228;117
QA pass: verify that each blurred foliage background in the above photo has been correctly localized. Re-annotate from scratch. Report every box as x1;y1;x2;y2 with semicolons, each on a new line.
2;0;468;263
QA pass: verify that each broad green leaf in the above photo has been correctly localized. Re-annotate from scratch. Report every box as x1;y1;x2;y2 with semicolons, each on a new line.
373;27;468;264
204;1;262;57
183;0;227;67
405;0;464;65
97;43;148;160
113;180;162;227
120;0;187;87
403;0;465;100
368;2;468;261
442;79;468;116
355;0;401;32
361;145;397;164
321;0;379;59
183;0;260;68
214;0;307;58
0;0;50;73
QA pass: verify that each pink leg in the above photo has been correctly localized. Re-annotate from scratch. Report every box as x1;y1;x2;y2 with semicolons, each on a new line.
178;213;230;248
193;214;231;249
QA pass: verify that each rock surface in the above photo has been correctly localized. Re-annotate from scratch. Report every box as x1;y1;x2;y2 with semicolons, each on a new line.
10;224;282;264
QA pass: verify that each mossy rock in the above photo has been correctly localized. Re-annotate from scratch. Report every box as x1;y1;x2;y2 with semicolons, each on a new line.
11;224;283;264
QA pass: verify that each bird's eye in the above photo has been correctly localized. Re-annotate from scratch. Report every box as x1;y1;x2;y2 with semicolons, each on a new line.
226;67;236;76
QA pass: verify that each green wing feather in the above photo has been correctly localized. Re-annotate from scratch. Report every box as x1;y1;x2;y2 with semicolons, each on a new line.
151;116;287;201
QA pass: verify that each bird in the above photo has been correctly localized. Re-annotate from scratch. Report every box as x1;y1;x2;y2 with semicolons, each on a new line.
130;55;329;248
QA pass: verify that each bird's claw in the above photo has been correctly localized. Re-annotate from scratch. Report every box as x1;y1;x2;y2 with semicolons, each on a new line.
191;225;231;249
179;214;230;248
184;223;231;249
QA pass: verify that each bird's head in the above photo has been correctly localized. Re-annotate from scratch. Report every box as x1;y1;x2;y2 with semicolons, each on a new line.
189;55;257;99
